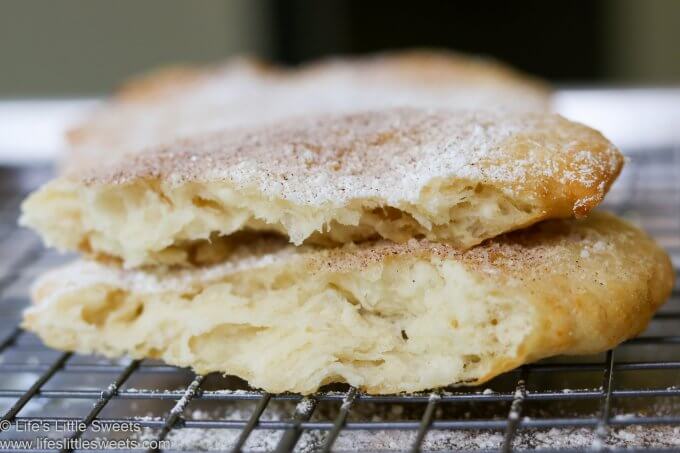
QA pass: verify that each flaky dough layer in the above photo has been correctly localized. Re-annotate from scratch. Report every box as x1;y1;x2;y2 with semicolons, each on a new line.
21;108;623;268
24;212;672;394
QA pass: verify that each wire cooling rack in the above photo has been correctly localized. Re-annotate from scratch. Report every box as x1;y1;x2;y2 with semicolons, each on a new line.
0;147;678;452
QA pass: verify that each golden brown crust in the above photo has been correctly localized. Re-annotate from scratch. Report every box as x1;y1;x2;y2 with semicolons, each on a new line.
302;49;551;96
102;50;549;106
113;57;276;103
111;66;210;102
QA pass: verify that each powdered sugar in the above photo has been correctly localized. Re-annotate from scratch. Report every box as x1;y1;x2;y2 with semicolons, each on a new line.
77;109;621;215
132;404;680;451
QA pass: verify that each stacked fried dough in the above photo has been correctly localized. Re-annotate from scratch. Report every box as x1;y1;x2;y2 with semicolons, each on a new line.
21;51;673;394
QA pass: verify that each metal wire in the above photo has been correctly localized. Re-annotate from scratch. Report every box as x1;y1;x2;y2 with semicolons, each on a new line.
595;350;615;445
321;387;356;453
233;392;271;453
411;391;440;453
152;375;205;451
275;397;318;452
502;367;528;452
0;147;678;452
60;360;141;452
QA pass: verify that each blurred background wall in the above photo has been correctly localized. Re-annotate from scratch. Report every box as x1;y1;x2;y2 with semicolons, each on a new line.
0;0;678;96
0;0;272;96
